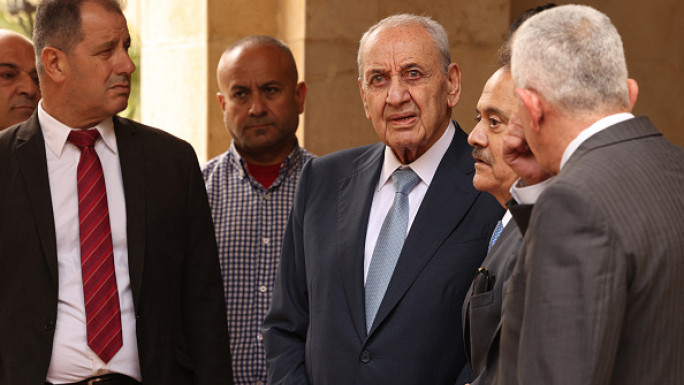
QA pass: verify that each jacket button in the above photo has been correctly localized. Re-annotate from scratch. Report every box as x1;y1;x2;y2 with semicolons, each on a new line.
359;351;371;363
45;319;55;331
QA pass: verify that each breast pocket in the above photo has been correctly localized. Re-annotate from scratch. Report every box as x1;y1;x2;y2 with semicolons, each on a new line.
470;290;495;309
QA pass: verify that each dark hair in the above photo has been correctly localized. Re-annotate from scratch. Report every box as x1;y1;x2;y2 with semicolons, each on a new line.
497;3;556;69
33;0;123;72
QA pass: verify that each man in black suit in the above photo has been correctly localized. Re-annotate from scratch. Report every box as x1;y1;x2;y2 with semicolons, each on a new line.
0;0;232;383
263;14;502;385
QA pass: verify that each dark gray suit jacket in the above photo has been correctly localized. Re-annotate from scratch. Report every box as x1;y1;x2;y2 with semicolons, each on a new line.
0;113;233;384
263;124;504;385
496;116;684;384
462;219;523;385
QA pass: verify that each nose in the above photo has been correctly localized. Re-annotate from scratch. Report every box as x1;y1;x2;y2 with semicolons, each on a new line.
116;48;136;76
386;76;410;106
17;72;39;99
249;93;267;116
468;121;488;148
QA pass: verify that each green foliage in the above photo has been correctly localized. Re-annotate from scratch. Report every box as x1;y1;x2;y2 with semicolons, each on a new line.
0;1;35;37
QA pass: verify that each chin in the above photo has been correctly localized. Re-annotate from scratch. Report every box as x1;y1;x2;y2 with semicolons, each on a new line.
111;102;130;115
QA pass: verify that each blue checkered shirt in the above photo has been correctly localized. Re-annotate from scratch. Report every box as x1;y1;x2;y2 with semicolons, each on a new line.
202;143;314;385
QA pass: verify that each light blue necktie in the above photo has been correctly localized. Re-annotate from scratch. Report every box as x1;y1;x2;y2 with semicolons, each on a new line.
365;168;420;333
488;220;504;253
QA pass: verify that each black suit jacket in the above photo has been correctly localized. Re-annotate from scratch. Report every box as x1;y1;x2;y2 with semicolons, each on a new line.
462;219;522;385
0;113;233;384
263;124;503;384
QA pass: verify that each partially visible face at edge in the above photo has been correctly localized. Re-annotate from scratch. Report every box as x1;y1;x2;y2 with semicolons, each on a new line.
0;31;40;129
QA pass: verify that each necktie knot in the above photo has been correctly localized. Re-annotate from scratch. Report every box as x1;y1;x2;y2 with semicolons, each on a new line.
68;129;100;149
392;168;420;195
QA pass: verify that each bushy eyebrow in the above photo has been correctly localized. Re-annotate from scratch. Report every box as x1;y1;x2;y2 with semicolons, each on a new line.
0;63;19;71
480;106;509;120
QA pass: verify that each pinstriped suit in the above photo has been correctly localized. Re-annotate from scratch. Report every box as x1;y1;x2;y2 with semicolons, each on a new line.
496;116;684;384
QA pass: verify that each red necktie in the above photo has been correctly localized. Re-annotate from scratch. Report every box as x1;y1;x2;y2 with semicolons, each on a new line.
68;129;123;363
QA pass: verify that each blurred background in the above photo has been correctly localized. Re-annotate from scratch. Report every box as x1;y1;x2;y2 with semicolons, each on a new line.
2;0;682;162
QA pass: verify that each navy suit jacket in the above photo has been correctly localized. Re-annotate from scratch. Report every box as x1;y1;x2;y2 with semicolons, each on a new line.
263;123;503;384
0;113;233;384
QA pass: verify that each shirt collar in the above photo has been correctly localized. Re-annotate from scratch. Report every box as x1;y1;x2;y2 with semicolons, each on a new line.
38;101;118;158
501;209;513;227
228;140;304;180
377;120;455;191
560;112;633;170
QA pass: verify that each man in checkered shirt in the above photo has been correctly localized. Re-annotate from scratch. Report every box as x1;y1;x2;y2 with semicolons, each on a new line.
202;35;314;385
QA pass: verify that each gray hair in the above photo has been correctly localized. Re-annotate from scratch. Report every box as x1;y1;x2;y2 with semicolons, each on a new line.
357;14;451;79
511;5;629;113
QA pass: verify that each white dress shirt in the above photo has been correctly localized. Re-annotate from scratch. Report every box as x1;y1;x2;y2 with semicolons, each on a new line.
364;122;455;282
501;209;513;228
39;102;141;383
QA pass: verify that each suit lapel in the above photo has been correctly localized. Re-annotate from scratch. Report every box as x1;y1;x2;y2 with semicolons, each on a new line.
15;114;59;290
369;126;480;335
114;117;146;308
337;143;384;341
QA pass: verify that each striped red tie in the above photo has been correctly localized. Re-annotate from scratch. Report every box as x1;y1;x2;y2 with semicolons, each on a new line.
68;129;122;363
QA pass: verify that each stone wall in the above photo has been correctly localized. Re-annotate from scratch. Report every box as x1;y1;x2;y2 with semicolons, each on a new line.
137;0;682;162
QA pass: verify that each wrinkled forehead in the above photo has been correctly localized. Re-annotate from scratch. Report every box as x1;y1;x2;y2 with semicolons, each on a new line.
360;25;440;74
479;69;517;114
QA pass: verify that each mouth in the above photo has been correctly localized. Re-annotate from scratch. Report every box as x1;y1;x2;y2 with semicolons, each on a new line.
472;149;491;166
245;121;275;130
387;111;418;126
111;84;130;91
13;105;36;111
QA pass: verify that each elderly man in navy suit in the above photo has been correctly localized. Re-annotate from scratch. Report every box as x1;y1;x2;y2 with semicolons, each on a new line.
263;14;502;385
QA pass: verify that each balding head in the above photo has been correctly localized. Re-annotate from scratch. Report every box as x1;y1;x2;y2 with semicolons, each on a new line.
0;30;40;129
216;36;306;165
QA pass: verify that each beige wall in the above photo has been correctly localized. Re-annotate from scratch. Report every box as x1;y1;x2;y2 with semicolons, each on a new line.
137;0;683;162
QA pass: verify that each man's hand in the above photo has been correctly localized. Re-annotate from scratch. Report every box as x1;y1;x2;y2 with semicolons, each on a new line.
503;113;552;185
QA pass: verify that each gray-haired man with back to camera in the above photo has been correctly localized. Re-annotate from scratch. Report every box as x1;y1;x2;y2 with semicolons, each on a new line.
495;5;684;384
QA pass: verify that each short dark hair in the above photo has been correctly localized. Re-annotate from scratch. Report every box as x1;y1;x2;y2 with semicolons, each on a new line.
497;3;556;69
33;0;123;72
